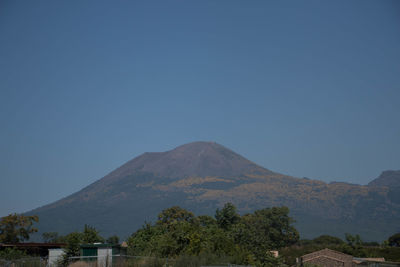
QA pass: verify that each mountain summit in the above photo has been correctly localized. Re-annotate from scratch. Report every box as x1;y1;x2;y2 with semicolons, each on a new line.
104;141;272;181
27;142;400;241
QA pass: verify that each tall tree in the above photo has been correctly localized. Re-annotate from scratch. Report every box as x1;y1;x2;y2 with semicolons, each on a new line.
106;235;119;245
388;233;400;247
157;206;195;226
42;232;64;243
234;206;298;261
0;214;38;243
82;224;104;243
215;203;240;230
61;225;105;266
345;233;362;248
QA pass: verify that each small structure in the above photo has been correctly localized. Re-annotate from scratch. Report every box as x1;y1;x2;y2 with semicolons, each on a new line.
80;243;126;267
299;248;353;267
48;248;65;266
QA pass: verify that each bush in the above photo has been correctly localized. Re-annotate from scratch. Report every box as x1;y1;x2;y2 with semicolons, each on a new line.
0;247;27;260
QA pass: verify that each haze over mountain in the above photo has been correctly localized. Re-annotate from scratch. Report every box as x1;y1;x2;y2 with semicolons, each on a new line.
368;170;400;188
26;142;400;241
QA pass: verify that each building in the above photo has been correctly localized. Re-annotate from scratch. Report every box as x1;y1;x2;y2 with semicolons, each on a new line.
298;248;400;267
48;248;65;266
0;242;65;257
79;243;127;267
299;248;353;267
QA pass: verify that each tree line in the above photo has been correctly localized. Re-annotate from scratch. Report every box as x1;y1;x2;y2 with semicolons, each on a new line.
127;204;298;266
1;205;400;266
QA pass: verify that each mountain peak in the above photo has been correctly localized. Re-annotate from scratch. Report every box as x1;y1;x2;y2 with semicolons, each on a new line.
106;141;272;180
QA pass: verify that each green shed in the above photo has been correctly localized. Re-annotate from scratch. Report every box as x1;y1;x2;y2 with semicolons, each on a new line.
80;243;127;266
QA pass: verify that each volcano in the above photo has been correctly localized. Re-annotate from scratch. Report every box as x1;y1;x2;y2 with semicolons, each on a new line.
27;142;400;241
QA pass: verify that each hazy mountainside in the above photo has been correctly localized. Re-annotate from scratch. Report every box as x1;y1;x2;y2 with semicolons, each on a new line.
26;142;400;242
104;141;273;179
368;170;400;187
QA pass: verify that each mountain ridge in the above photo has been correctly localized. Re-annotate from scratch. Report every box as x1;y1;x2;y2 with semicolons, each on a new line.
26;142;400;241
368;170;400;187
103;141;273;180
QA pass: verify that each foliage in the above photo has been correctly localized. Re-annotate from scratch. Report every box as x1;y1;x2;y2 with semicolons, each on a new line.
107;235;120;244
196;215;217;227
82;224;104;243
173;253;233;267
60;225;105;266
312;235;344;245
363;246;400;262
0;214;38;243
127;204;298;266
61;231;83;264
157;206;195;227
255;252;288;267
342;233;366;257
215;202;240;230
345;233;362;248
388;232;400;247
42;231;66;243
233;206;299;259
362;241;379;247
0;248;27;260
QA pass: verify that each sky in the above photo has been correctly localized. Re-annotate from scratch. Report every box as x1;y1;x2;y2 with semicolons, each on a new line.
0;0;399;217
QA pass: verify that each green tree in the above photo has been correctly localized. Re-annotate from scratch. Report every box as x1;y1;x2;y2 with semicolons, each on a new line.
82;224;104;243
106;235;119;244
256;251;288;267
342;233;366;257
127;223;164;256
0;214;38;243
0;248;27;260
61;232;83;266
345;233;362;248
157;206;195;226
60;225;104;266
42;232;65;243
234;206;299;263
127;204;300;266
215;203;240;230
312;235;344;245
197;215;217;227
388;233;400;247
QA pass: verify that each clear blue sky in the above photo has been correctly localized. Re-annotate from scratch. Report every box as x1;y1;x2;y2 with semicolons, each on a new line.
1;0;399;217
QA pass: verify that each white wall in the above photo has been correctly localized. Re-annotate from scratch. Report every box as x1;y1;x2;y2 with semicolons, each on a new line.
48;248;65;267
97;247;112;267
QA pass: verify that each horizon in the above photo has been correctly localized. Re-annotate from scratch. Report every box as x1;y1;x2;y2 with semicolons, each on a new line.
1;0;400;217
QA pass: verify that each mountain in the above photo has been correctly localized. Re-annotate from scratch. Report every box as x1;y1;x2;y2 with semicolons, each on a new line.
26;142;400;241
368;170;400;187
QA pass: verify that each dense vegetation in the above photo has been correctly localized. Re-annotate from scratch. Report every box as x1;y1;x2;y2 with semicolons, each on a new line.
127;203;298;266
1;207;400;266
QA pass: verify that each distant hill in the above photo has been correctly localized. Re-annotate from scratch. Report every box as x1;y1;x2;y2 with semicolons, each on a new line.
368;170;400;187
26;142;400;241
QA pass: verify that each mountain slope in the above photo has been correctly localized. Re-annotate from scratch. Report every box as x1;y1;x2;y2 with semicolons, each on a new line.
368;170;400;187
26;142;400;241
